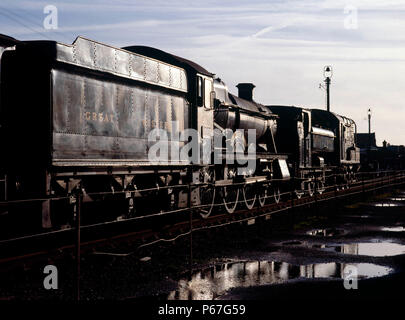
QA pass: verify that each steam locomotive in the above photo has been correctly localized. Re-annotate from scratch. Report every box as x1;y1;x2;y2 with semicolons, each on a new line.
0;35;360;231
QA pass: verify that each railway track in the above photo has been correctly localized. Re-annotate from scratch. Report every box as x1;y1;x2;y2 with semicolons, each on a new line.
0;172;404;272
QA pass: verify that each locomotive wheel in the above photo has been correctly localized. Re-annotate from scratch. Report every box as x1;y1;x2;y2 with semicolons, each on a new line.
316;181;325;194
243;184;256;210
350;173;357;184
272;186;281;204
258;185;267;207
199;168;216;219
223;185;239;214
342;174;349;189
295;190;304;199
307;181;314;197
341;181;349;190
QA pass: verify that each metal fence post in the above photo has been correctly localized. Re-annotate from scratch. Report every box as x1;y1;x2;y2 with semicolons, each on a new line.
4;174;7;201
381;171;384;192
388;171;391;191
188;181;193;279
373;172;377;196
291;192;294;211
290;178;295;225
334;174;338;215
314;175;318;214
75;190;82;301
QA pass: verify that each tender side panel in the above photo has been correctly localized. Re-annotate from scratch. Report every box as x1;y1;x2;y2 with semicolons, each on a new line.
51;69;189;165
56;37;187;93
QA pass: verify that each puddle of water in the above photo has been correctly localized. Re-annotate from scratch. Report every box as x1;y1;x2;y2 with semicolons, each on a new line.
388;197;405;201
381;227;405;232
373;203;401;207
168;261;392;300
307;228;345;237
322;241;405;257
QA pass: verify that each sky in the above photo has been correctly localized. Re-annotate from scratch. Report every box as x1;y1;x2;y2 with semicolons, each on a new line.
0;0;404;145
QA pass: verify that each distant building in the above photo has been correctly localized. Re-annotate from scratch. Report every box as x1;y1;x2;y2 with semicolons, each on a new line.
355;133;376;149
355;133;405;170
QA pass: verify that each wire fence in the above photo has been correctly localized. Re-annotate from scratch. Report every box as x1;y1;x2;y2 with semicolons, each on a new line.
1;169;404;230
0;169;404;249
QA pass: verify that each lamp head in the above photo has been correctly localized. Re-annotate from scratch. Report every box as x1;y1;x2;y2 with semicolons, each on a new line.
324;65;333;78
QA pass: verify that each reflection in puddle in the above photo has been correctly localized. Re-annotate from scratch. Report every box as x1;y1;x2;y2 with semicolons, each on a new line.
323;241;405;257
381;227;405;232
374;203;401;207
307;228;345;237
168;261;392;300
388;197;405;201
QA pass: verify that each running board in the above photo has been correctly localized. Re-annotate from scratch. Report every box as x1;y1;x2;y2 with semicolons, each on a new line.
215;176;268;186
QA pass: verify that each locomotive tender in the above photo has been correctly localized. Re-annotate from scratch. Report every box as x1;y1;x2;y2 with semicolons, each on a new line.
0;35;359;231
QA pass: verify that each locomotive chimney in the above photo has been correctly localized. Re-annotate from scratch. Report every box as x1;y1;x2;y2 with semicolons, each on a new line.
236;83;255;101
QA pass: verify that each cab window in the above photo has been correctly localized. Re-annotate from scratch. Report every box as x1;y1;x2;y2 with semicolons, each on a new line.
197;76;204;107
204;79;212;108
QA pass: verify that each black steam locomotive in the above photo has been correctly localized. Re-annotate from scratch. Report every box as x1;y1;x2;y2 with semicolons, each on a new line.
0;35;360;231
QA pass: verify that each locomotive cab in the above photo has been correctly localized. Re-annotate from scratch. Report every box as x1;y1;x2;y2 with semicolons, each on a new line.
196;74;214;164
123;45;215;166
0;34;19;202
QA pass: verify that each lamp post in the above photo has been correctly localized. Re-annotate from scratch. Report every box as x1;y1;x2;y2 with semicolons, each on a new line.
368;108;372;149
323;66;333;112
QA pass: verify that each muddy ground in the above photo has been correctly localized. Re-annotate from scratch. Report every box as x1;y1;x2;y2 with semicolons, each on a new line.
0;188;404;301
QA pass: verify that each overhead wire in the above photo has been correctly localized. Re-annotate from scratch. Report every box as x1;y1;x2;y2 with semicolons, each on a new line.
0;4;73;43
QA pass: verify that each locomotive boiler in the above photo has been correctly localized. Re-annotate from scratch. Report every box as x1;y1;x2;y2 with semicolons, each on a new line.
212;78;289;212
